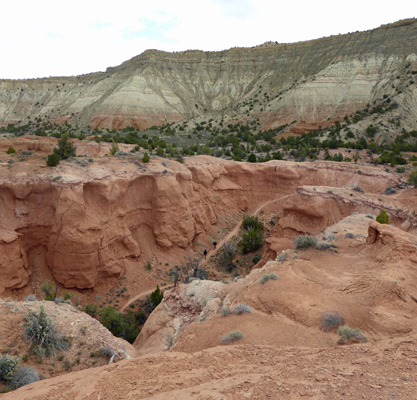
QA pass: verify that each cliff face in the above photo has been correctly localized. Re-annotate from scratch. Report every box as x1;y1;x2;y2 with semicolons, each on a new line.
0;19;416;131
0;139;408;291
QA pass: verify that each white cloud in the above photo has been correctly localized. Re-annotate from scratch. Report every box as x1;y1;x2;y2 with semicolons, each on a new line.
0;0;415;79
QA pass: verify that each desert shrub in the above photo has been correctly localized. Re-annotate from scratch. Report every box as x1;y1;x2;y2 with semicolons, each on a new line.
277;252;287;262
220;307;231;317
383;187;396;195
396;166;405;173
233;304;252;314
376;209;389;224
142;152;150;163
148;285;163;311
239;228;263;253
0;355;19;381
238;215;264;254
321;312;344;332
221;331;244;344
260;273;279;284
6;146;16;154
408;170;417;187
46;152;60;167
9;366;39;389
84;304;98;318
110;140;119;155
24;306;69;356
99;306;140;344
317;242;338;250
337;325;368;344
99;345;116;357
23;294;37;302
252;253;261;264
218;242;237;272
54;133;76;160
242;215;264;232
294;235;317;250
352;184;364;193
345;233;355;239
41;280;57;301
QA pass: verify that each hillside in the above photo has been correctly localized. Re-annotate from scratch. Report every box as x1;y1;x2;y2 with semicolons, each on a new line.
0;19;416;135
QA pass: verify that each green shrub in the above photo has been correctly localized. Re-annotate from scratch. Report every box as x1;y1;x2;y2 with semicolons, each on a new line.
24;306;69;356
110;140;119;155
0;355;19;381
41;280;57;301
293;235;317;249
337;325;368;344
142;152;150;163
239;228;263;254
149;285;163;310
46;152;60;167
220;307;231;317
9;366;39;389
321;312;344;332
376;209;389;224
221;331;244;344
6;147;16;154
345;233;355;239
242;215;264;232
252;253;261;264
408;170;417;187
84;304;98;318
99;306;140;344
260;273;279;284
54;133;76;160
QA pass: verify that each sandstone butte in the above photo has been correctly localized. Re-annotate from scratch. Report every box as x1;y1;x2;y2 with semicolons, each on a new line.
1;20;417;400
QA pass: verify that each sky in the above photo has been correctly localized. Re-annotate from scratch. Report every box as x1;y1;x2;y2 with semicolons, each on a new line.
1;0;415;80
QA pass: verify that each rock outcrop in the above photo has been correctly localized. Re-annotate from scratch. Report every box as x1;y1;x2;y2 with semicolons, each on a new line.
0;141;412;291
0;19;416;131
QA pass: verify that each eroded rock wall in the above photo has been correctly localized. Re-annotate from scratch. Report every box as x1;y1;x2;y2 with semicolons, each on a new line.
0;158;405;291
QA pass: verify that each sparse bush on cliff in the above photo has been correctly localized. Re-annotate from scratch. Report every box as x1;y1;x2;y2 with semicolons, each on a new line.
260;273;279;284
0;354;19;381
376;209;389;224
55;133;76;160
220;307;231;317
337;325;368;344
218;242;237;272
142;152;150;163
6;146;16;154
144;285;164;313
321;312;344;332
294;235;317;250
221;331;244;344
110;140;119;155
46;152;60;167
24;306;69;356
41;280;58;301
233;304;252;314
9;366;39;389
238;215;264;254
408;170;417;187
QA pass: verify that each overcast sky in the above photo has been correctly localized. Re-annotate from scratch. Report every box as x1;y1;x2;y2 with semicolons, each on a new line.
1;0;415;79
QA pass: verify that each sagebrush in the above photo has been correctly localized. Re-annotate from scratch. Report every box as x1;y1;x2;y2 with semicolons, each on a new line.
24;306;69;356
